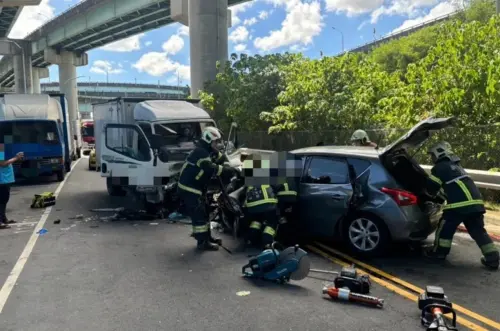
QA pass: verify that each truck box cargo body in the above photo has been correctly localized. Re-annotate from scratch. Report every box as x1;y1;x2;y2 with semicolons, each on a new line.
0;94;73;181
93;97;215;200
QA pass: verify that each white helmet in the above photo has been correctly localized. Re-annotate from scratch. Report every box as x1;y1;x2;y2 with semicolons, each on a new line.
428;141;452;162
201;127;222;144
351;129;371;144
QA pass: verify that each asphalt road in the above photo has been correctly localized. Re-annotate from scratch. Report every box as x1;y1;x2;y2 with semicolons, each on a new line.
0;158;498;331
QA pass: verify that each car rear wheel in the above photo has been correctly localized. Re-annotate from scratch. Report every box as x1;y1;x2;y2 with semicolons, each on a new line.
343;214;389;257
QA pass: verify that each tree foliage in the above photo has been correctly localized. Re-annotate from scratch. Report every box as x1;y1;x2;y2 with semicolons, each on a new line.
199;1;500;169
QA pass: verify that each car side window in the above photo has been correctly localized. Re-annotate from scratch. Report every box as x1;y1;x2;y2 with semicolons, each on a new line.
303;156;348;184
347;158;371;178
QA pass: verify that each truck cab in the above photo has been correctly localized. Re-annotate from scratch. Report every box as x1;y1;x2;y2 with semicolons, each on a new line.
95;98;216;206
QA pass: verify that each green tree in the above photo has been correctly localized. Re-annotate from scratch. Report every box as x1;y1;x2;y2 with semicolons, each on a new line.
200;53;300;133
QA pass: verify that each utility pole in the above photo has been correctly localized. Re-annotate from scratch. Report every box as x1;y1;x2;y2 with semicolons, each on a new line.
332;27;344;53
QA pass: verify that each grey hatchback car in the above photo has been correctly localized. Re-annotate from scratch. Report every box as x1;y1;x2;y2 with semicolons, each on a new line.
290;117;453;256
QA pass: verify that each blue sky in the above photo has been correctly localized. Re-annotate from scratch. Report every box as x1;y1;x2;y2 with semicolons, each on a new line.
7;0;458;86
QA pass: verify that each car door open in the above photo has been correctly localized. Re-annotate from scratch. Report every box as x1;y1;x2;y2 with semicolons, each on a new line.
299;156;353;238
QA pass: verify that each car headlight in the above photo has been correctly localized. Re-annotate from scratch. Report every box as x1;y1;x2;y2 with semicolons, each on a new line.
50;158;60;164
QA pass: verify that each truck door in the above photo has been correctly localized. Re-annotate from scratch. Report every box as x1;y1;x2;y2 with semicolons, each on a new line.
100;124;156;186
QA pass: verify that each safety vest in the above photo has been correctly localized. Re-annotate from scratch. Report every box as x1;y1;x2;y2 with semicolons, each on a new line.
429;157;485;215
178;143;223;196
244;185;277;214
275;181;298;204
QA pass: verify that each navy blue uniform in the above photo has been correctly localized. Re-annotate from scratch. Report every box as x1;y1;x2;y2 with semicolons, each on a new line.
245;185;278;246
428;156;498;263
177;141;233;241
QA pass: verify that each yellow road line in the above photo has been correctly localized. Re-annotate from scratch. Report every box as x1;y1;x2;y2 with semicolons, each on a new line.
307;245;488;331
314;242;500;330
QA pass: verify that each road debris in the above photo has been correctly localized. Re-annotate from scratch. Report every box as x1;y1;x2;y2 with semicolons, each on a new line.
150;223;159;226
53;219;61;224
236;291;251;297
69;214;84;220
37;228;48;235
89;225;99;228
90;207;124;212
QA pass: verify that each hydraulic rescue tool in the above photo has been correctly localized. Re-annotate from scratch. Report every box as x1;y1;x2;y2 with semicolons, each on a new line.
242;243;311;284
418;286;458;331
310;265;371;294
322;286;384;308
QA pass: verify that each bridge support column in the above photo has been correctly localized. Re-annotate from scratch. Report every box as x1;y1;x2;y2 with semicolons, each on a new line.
9;40;33;94
187;0;230;98
44;49;88;157
32;67;49;94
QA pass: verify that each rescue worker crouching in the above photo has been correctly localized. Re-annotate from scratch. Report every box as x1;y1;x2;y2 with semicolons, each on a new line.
351;130;378;148
425;141;499;270
275;179;299;224
177;127;237;251
245;185;279;249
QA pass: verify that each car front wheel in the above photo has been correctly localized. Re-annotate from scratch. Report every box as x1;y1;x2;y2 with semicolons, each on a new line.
343;214;389;257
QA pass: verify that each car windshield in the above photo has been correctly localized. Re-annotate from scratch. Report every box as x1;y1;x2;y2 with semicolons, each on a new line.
153;121;215;145
0;120;60;145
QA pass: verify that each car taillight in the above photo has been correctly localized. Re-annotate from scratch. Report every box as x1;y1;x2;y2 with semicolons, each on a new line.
380;187;418;206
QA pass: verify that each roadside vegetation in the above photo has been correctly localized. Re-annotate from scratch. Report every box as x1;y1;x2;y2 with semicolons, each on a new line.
200;0;499;183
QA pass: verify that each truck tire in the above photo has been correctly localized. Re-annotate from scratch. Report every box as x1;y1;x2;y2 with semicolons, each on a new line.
106;178;126;197
56;169;66;182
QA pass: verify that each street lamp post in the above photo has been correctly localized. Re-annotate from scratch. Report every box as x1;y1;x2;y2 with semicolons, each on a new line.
332;27;344;53
3;40;27;93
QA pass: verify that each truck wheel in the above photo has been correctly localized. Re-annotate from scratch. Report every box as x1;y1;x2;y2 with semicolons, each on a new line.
106;178;126;197
56;169;66;182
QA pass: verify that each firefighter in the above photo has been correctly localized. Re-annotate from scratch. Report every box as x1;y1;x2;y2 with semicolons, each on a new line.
425;141;499;270
245;184;279;249
177;127;236;251
350;129;378;148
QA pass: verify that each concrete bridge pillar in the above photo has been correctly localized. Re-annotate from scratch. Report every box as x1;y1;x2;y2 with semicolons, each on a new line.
31;67;49;94
44;48;88;156
172;0;232;98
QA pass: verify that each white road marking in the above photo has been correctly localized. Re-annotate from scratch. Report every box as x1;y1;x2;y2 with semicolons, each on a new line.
0;158;81;314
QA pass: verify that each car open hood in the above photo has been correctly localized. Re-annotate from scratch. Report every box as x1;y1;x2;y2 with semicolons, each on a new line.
380;117;455;158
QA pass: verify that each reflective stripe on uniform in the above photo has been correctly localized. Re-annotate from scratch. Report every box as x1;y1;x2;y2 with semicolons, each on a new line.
263;226;276;237
444;174;469;185
178;182;202;195
244;185;278;207
192;224;209;233
429;175;442;185
249;221;262;230
217;165;223;176
456;180;473;200
443;199;483;210
277;183;297;196
433;219;446;252
195;170;204;180
197;157;212;167
438;239;452;248
481;243;498;255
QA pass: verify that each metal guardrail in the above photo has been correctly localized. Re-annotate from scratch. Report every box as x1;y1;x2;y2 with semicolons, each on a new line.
235;148;500;191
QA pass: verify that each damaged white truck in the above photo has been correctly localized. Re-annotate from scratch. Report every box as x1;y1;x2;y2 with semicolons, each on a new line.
93;97;222;212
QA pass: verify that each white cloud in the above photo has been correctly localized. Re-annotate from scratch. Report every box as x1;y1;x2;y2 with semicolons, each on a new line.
254;1;323;51
90;60;125;75
100;33;145;52
162;35;185;55
371;0;440;23
8;0;56;39
358;20;369;30
178;25;190;37
145;41;153;46
231;2;254;26
392;1;456;33
264;0;302;11
234;44;247;52
324;0;384;16
244;17;258;26
133;52;190;81
259;10;270;20
229;26;250;43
